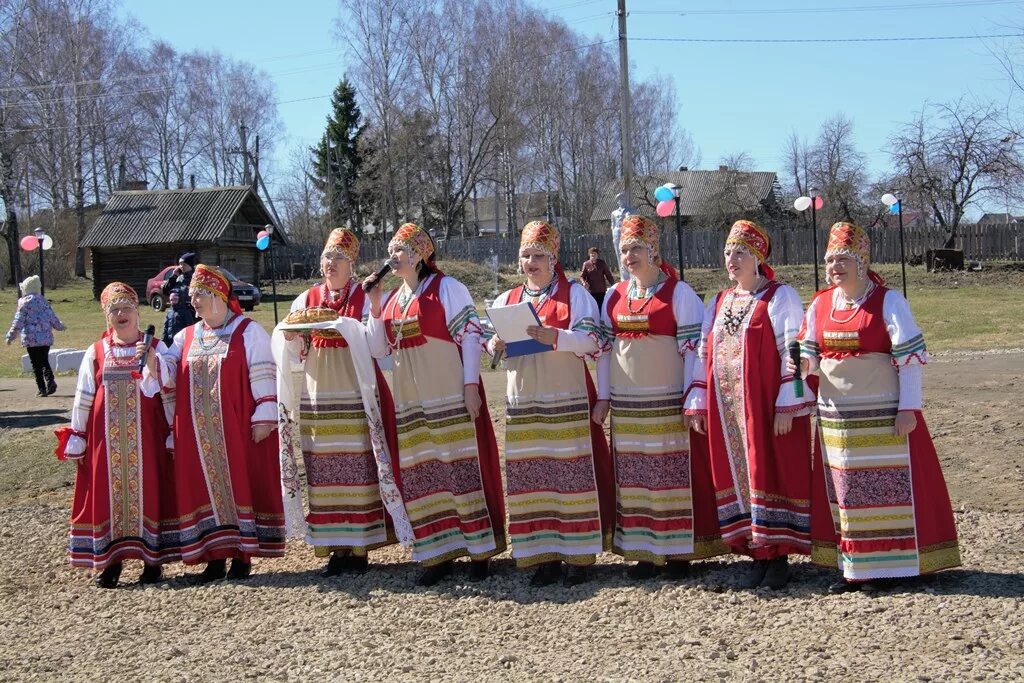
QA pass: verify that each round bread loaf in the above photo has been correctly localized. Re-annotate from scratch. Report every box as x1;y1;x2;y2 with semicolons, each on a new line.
284;306;338;325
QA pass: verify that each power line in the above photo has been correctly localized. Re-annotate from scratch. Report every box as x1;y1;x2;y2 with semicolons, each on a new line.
632;32;1022;44
632;0;1024;17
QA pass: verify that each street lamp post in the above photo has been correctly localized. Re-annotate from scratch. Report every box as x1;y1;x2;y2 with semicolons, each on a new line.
672;184;684;280
881;191;908;299
33;228;46;296
265;223;279;324
793;188;823;291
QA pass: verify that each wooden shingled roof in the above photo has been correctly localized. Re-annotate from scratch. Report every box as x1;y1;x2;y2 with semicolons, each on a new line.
81;185;280;248
590;169;778;222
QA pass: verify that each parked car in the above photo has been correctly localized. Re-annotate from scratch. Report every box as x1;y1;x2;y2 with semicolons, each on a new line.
146;266;262;312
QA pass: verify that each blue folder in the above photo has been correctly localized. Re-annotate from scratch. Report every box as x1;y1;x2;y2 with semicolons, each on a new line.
491;302;553;358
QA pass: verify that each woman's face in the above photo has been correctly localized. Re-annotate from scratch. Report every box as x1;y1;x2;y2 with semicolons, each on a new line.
106;304;138;337
387;245;418;277
826;253;861;289
321;251;353;283
724;245;758;283
189;289;216;319
620;243;652;277
519;247;552;282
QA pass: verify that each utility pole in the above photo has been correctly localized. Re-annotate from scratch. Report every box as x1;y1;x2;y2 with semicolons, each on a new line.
238;122;251;186
253;134;260;192
617;0;633;200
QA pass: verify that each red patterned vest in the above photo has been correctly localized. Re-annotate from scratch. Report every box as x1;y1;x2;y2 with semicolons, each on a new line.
812;285;892;358
382;275;456;349
606;277;678;338
505;272;572;331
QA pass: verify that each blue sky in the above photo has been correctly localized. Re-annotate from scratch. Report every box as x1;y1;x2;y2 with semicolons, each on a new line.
124;0;1024;210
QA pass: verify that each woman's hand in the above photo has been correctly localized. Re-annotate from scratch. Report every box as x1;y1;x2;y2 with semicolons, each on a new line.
252;424;275;443
686;413;706;435
774;412;794;436
592;399;610;425
464;384;482;420
786;356;810;376
491;337;506;354
283;330;299;342
894;410;918;437
135;341;158;376
362;275;383;315
526;325;558;346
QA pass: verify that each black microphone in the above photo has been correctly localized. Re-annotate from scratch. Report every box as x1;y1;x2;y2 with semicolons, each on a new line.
362;259;395;292
788;340;804;398
490;344;504;370
138;324;156;374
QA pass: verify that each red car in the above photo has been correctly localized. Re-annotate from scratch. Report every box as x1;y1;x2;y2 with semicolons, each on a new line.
146;266;262;312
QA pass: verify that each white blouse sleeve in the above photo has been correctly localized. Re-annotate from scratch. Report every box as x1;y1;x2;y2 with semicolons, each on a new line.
151;326;187;389
243;321;279;425
883;289;928;410
557;282;601;359
483;289;511;356
366;290;394;359
690;294;717;414
440;276;483;386
798;295;822;374
65;344;98;458
769;285;814;413
674;282;705;412
596;288;615;400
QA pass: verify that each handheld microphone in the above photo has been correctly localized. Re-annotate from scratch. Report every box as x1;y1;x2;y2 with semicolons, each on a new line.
788;340;804;399
490;345;504;370
135;324;157;378
362;259;395;292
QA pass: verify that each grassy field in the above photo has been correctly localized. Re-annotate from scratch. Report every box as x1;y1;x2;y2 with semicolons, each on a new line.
2;260;1023;378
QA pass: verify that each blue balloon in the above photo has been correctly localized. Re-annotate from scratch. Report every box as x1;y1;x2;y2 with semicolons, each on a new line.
889;201;901;214
256;235;271;251
654;186;675;202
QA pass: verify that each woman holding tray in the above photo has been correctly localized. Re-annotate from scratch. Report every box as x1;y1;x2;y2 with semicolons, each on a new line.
278;228;405;577
364;223;506;587
592;215;727;580
485;220;613;587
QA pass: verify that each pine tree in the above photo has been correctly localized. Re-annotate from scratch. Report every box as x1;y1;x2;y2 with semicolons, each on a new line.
311;78;365;233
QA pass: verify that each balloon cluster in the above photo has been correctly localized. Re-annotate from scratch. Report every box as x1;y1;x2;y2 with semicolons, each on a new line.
20;234;53;251
653;184;679;218
881;193;901;214
256;230;271;251
793;196;824;212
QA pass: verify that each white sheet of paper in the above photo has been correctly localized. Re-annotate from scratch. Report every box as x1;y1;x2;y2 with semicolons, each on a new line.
485;301;539;342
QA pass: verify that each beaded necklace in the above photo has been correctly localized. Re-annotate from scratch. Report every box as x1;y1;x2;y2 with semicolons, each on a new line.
197;313;236;351
522;276;556;310
829;281;874;324
106;333;141;367
325;278;354;311
720;276;767;337
626;271;665;315
387;276;429;364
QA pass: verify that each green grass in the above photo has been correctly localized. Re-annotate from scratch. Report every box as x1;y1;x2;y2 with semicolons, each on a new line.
3;261;1022;378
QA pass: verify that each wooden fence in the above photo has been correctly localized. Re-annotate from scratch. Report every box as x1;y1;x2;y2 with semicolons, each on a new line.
265;222;1023;279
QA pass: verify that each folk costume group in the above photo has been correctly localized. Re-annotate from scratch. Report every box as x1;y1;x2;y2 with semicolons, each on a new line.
58;216;962;594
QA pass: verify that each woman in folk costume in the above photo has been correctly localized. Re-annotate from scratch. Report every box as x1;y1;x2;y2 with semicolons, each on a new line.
152;265;285;583
485;221;613;587
365;223;506;587
279;228;402;576
592;215;726;580
796;222;960;593
57;282;176;588
691;220;814;590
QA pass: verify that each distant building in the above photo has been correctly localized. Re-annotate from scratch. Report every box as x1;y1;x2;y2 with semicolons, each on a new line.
466;191;562;236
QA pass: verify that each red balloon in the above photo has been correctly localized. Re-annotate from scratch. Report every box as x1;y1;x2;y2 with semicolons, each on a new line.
656;199;675;218
19;235;38;251
813;196;824;210
256;230;270;239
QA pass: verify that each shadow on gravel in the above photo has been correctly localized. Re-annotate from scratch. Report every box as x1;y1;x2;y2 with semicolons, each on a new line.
0;407;66;429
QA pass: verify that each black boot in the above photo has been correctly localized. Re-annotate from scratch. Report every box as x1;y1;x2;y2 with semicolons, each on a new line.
741;559;770;589
32;367;47;397
227;559;252;580
529;561;561;587
663;560;691;579
348;554;369;574
762;556;790;590
827;579;861;594
139;564;163;585
563;564;589;587
196;559;227;584
95;562;123;589
417;560;453;587
43;366;57;395
322;551;351;578
468;559;490;582
626;561;658;580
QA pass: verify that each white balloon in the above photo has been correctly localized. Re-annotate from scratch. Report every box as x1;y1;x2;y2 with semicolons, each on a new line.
880;193;898;207
793;196;812;212
41;234;53;251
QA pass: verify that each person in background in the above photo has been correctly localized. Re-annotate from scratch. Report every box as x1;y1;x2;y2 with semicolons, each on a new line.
6;274;65;396
162;291;193;346
163;252;197;322
579;247;616;308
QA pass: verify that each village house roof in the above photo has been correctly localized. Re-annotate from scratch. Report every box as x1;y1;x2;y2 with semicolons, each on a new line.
81;186;282;248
